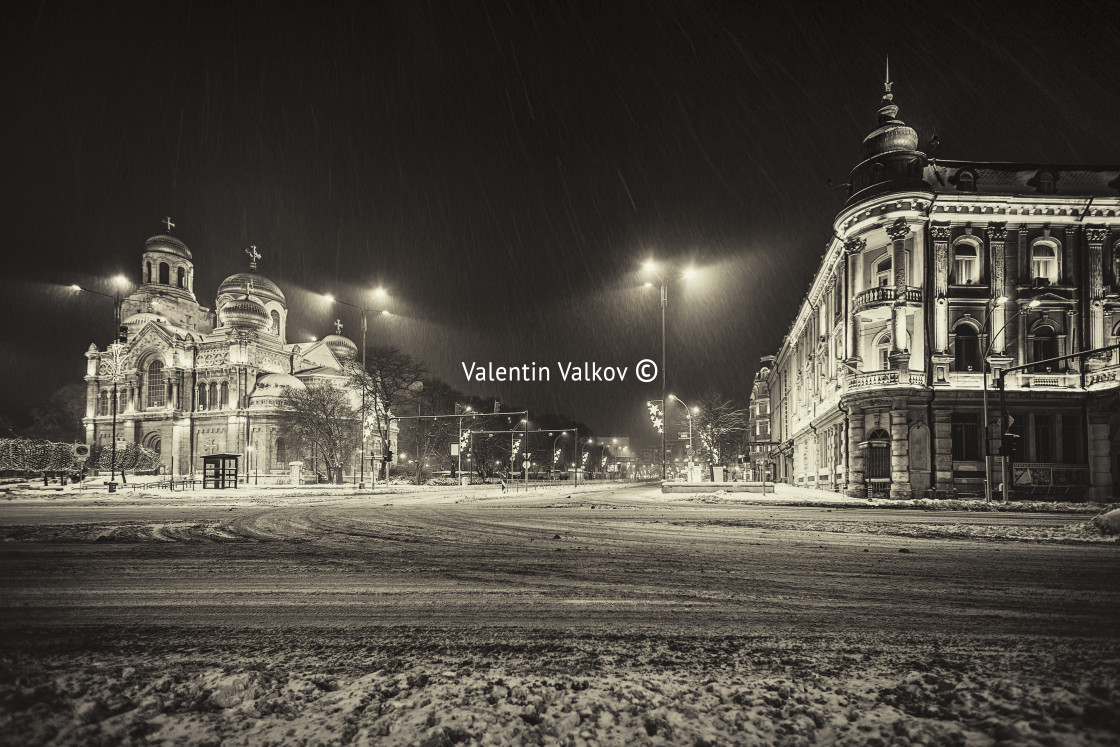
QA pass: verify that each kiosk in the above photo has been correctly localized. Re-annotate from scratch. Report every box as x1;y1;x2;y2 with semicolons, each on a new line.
202;454;240;489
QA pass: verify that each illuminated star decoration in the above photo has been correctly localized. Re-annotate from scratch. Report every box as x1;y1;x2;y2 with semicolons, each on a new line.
646;401;664;434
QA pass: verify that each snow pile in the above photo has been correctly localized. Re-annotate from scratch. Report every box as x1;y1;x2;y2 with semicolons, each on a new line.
3;630;1117;746
1092;507;1120;535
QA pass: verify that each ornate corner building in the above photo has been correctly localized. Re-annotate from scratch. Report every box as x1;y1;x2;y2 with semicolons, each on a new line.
758;78;1120;500
82;233;396;477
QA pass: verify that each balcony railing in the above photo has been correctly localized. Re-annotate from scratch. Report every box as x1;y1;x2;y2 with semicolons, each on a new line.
845;370;927;392
853;286;922;313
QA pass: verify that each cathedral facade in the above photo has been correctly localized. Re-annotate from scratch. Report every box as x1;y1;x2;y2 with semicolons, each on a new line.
758;78;1120;500
82;234;392;479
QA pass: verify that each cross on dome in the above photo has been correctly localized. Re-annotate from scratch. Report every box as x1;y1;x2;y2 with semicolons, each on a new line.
334;319;343;335
163;216;175;232
246;245;261;270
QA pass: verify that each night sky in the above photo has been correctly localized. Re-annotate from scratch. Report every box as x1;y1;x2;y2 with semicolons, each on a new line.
3;1;1118;438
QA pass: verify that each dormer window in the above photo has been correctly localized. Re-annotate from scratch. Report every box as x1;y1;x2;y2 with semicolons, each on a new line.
953;243;980;284
1032;243;1059;284
955;169;976;192
875;256;892;287
1038;171;1056;194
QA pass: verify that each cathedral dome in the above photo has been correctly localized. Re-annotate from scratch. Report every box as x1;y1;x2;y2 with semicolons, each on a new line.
217;272;286;306
862;120;920;159
144;235;192;260
122;311;167;328
250;372;305;409
321;334;358;359
218;296;268;330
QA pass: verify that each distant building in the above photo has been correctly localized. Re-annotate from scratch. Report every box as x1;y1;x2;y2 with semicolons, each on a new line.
81;233;396;477
745;357;773;481
755;77;1120;500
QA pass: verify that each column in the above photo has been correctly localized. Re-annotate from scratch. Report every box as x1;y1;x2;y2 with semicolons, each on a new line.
1087;227;1109;350
844;238;865;363
889;403;912;499
1088;411;1112;501
886;218;912;367
931;226;951;352
846;407;865;498
987;222;1008;351
933;408;953;492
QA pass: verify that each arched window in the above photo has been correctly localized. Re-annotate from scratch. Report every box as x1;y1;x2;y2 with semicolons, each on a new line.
177;267;185;288
271;310;281;336
98;390;109;416
876;334;892;371
956;170;976;192
159;262;170;284
276;438;287;466
118;389;128;413
146;360;165;408
209;382;219;410
875;256;892;287
220;381;229;409
954;323;981;372
145;261;152;284
197;383;207;410
1032;243;1058;284
953;242;980;284
1030;325;1060;372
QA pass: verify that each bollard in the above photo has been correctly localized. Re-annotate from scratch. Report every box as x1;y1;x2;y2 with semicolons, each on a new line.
107;482;118;493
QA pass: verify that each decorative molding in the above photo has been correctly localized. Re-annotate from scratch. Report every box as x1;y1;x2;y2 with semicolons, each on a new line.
1086;227;1110;244
843;237;866;255
930;225;952;241
986;222;1007;242
885;218;912;242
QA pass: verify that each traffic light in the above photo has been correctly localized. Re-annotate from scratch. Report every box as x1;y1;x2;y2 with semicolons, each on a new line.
117;325;129;343
1000;432;1020;458
384;449;393;463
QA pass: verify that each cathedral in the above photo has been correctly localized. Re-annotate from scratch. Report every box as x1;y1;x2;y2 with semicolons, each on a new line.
758;74;1120;500
81;233;393;479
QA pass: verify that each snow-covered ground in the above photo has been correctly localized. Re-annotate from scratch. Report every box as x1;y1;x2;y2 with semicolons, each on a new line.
1;482;1118;745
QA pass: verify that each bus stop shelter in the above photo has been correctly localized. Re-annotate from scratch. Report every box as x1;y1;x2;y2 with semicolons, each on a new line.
201;454;240;489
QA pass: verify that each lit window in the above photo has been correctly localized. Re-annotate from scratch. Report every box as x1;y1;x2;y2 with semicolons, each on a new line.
146;361;165;408
271;310;281;336
875;256;892;287
1032;244;1058;284
953;243;979;284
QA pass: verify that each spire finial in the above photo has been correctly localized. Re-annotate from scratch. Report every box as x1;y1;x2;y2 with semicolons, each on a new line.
884;55;892;95
245;245;261;271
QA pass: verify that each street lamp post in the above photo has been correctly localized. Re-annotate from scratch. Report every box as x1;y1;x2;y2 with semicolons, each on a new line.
71;276;129;485
643;262;696;481
668;394;698;477
323;288;388;488
981;296;1040;502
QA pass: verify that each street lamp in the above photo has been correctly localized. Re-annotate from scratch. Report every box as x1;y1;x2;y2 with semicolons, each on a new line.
322;288;390;488
642;260;697;481
455;403;473;480
71;275;130;485
668;394;699;477
981;296;1040;502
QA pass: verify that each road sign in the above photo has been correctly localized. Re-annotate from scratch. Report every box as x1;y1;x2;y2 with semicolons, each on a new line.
522;460;530;469
678;431;690;440
686;447;695;456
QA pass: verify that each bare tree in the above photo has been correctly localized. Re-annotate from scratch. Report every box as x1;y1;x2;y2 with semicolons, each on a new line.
692;394;749;480
346;346;426;478
278;382;360;484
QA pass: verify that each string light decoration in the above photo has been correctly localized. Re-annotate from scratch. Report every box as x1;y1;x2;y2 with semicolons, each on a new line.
646;400;664;434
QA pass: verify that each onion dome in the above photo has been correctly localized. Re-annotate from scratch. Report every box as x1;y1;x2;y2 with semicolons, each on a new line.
217;272;285;306
144;235;192;260
122;311;167;329
321;334;358;359
862;60;919;159
218;296;268;330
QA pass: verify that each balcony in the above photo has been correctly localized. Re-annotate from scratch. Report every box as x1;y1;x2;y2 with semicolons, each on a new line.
845;370;927;392
853;286;922;315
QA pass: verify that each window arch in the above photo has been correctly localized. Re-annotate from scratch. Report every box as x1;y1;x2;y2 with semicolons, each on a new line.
270;310;281;336
158;262;170;284
197;383;207;410
952;240;981;284
177;266;185;288
118;389;128;413
875;255;892;287
953;322;982;372
146;360;165;408
209;382;219;410
865;428;891;479
98;390;109;416
1037;170;1056;194
874;332;892;371
955;169;976;192
220;381;229;408
145;261;152;284
1031;241;1059;284
276;437;288;466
